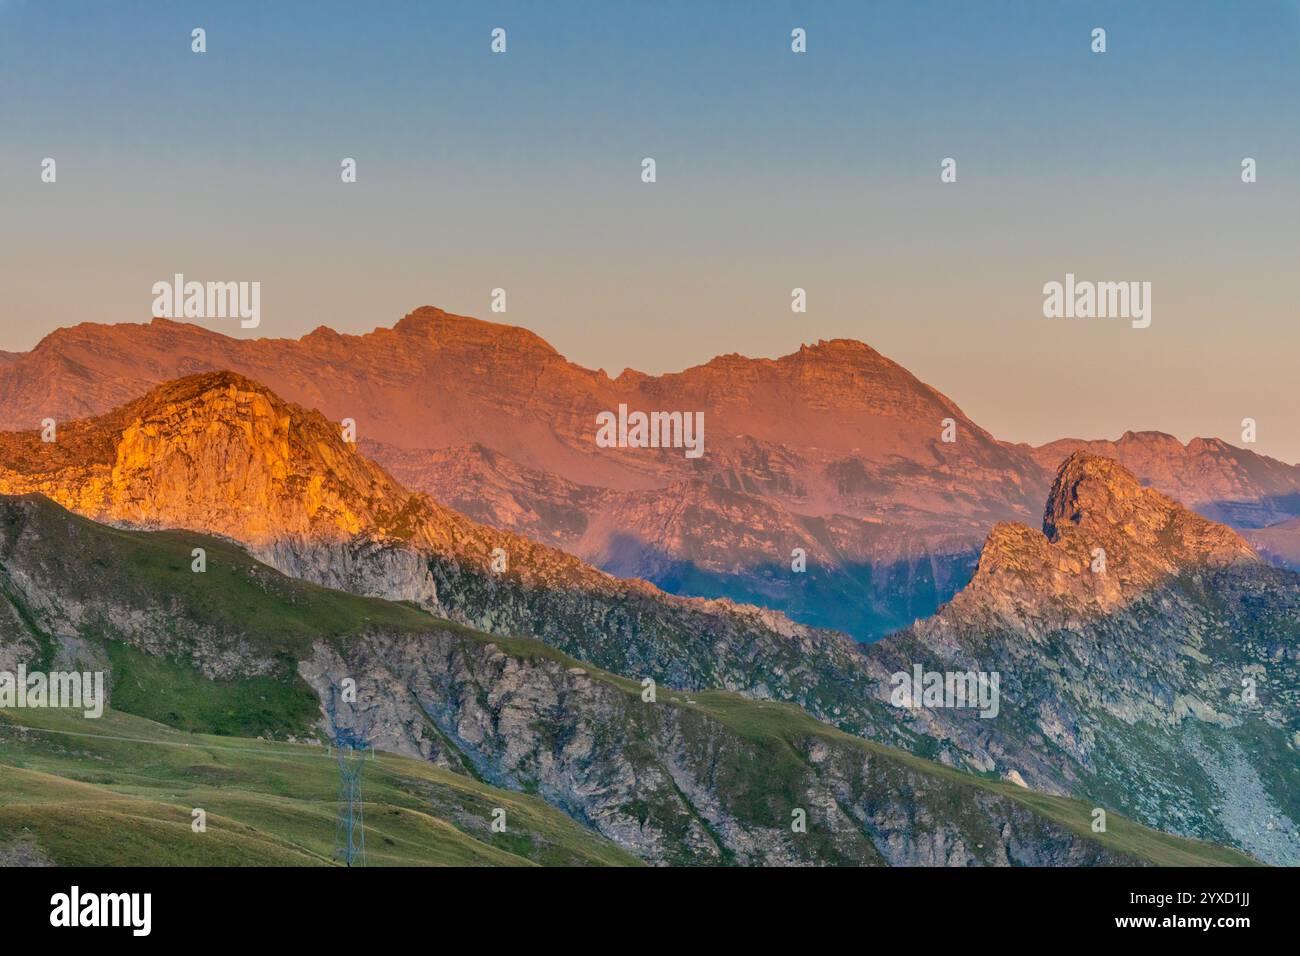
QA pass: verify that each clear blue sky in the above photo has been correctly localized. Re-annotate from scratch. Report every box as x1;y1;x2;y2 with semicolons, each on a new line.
2;1;1298;459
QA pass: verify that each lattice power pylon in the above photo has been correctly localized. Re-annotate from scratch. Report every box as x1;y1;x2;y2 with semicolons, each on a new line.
332;731;369;867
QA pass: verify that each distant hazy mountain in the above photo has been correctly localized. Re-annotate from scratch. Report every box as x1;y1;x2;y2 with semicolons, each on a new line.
0;309;1045;510
366;439;980;640
0;309;1049;640
1245;517;1300;571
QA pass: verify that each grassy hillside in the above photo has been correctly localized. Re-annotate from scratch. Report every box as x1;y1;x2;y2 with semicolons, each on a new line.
0;707;641;867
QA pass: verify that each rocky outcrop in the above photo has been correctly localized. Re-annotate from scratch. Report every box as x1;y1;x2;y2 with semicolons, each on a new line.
949;452;1259;627
1032;431;1300;528
867;454;1300;864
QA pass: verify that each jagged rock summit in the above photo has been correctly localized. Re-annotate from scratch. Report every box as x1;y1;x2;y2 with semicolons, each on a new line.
1031;430;1300;528
957;452;1260;625
1043;451;1260;559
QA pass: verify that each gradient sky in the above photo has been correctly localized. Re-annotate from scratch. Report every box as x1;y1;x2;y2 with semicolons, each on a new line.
2;1;1298;460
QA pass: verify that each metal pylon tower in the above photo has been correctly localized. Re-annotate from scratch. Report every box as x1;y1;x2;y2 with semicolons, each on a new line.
332;731;369;867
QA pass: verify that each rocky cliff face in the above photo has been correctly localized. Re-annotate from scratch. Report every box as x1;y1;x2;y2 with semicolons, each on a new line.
0;372;899;740
1;493;1193;867
867;453;1300;864
298;631;1140;866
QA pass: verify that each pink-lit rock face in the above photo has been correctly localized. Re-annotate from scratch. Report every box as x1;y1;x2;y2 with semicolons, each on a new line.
2;308;1298;641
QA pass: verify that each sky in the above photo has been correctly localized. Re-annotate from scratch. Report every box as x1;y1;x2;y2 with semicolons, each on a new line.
2;1;1298;460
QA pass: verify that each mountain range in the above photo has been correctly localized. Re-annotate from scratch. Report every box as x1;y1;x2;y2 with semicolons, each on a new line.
0;371;878;714
3;308;1298;642
1;344;1296;863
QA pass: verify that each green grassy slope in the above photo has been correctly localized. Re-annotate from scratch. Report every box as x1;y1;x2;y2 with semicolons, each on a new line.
0;707;642;867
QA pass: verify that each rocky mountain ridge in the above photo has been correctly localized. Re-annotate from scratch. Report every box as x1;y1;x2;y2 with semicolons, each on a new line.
865;453;1300;863
0;310;1051;639
0;371;898;732
1;370;1293;860
2;492;1227;866
4;310;1296;641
